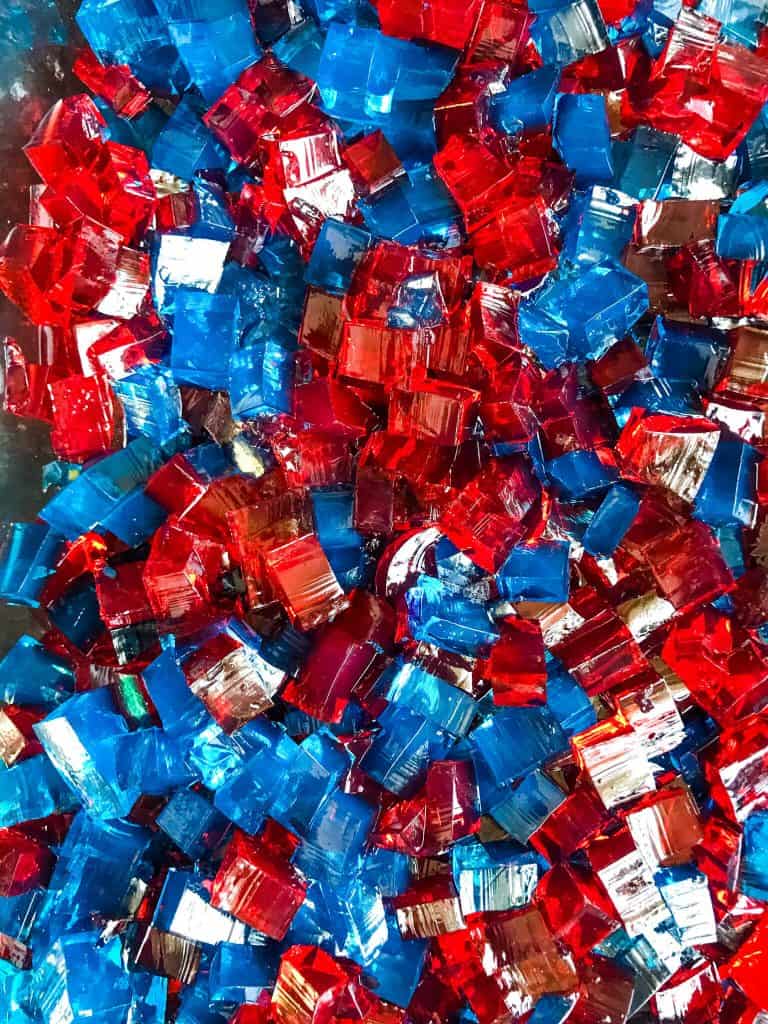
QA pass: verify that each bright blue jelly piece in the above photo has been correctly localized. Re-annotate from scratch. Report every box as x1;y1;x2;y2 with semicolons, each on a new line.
0;521;64;607
546;449;619;500
554;94;613;184
384;658;477;737
489;67;559;135
171;290;241;389
34;688;139;820
471;706;569;788
405;574;499;656
496;541;570;603
306;218;371;294
0;634;73;706
694;436;758;528
152;95;229;178
583;484;640;557
741;810;768;900
490;769;566;843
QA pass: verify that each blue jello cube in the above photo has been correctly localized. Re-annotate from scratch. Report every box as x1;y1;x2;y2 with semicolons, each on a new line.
172;290;241;389
694;436;758;528
554;94;613;184
496;541;570;602
152;95;229;178
306;218;371;294
34;688;139;820
77;0;184;93
156;788;228;858
0;635;73;706
471;706;568;787
158;0;262;104
361;703;453;795
0;521;63;607
645;317;727;391
229;339;295;418
583;484;640;558
0;755;73;828
489;67;559;135
546;449;619;500
209;942;276;1004
405;573;499;656
490;769;566;844
384;658;477;737
741;811;768;901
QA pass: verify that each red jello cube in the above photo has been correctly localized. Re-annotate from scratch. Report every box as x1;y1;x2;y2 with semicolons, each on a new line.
535;862;619;956
479;618;546;706
440;456;542;573
211;830;307;939
531;785;612;861
375;0;484;50
388;381;480;446
263;533;347;630
661;608;768;724
142;520;226;625
95;561;153;628
0;829;55;897
49;373;122;462
342;130;404;197
283;591;394;722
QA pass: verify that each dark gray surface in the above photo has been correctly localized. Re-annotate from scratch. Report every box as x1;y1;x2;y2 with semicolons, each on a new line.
0;1;81;653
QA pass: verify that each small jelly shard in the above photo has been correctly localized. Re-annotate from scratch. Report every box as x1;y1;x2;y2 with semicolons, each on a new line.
49;374;123;463
34;688;140;820
589;829;670;937
573;717;656;810
490;769;566;844
374;0;483;50
211;829;307;939
616;411;721;504
469;905;579;1005
531;784;611;862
